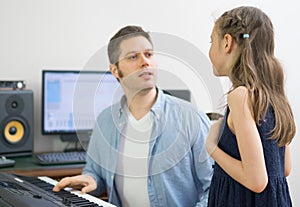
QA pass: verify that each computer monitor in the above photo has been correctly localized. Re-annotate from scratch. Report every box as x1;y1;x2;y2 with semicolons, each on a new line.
41;70;123;143
162;89;191;102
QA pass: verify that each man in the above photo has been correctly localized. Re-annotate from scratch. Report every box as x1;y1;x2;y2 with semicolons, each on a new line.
53;25;213;207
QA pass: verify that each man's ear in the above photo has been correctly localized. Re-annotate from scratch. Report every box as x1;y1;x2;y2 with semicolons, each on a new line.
110;64;119;78
224;34;234;54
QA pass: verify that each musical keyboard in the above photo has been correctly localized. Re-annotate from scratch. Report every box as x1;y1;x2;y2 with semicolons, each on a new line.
38;176;116;207
0;172;116;207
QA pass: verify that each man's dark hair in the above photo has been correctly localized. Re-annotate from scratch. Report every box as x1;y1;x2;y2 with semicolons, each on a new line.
107;25;153;65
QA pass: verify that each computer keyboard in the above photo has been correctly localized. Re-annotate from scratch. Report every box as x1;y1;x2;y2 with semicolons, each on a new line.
35;151;86;165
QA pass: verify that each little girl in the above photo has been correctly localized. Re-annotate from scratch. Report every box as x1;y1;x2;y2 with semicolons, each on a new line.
206;6;296;207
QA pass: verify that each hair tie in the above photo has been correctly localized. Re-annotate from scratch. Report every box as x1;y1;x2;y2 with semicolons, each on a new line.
242;34;250;39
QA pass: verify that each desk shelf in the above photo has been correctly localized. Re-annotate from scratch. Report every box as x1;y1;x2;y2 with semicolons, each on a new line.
0;155;84;179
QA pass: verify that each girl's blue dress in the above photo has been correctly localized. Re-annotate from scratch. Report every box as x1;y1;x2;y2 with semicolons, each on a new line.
208;107;292;207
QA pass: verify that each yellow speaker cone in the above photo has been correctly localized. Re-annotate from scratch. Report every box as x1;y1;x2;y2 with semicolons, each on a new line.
4;120;24;143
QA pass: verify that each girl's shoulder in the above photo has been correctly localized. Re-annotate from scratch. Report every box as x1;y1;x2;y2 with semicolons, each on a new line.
227;86;249;107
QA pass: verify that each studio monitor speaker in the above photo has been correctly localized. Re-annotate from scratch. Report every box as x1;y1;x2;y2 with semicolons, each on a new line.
0;90;33;157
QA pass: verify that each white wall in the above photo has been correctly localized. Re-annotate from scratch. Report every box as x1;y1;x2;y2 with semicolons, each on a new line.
0;0;299;205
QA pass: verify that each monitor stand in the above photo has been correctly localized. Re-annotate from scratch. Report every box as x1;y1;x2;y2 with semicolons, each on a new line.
60;131;92;152
60;134;79;142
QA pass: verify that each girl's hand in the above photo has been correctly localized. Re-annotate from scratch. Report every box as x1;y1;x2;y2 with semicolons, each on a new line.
206;118;223;157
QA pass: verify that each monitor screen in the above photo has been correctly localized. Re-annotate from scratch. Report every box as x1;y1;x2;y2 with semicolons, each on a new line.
41;70;123;138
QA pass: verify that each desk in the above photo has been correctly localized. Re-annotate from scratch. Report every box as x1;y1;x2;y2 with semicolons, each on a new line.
0;155;84;179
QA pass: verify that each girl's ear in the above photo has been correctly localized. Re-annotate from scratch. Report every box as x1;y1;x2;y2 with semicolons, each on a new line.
224;34;234;54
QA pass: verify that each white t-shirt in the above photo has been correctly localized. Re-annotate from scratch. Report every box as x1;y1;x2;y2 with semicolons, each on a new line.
115;112;153;207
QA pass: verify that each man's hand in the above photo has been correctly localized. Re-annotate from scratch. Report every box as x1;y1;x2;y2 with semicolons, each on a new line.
53;174;97;194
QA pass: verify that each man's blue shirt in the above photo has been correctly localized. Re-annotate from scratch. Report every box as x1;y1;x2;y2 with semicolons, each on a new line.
83;89;213;207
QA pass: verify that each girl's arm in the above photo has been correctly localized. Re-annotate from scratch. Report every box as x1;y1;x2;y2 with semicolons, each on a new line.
285;144;292;176
209;86;268;193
